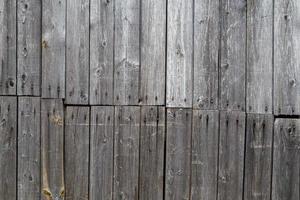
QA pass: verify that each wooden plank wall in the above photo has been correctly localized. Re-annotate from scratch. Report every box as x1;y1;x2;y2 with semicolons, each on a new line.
0;0;299;199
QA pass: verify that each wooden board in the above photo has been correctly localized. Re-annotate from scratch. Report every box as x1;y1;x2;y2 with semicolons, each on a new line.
167;0;193;107
139;106;165;199
90;106;114;200
191;110;219;200
272;118;300;200
218;111;245;200
0;0;16;95
0;96;17;199
193;0;219;109
274;0;300;115
42;0;65;98
90;0;114;105
65;107;89;200
244;114;273;200
17;0;41;96
165;108;192;200
66;0;89;104
114;0;140;105
41;99;64;200
114;106;140;199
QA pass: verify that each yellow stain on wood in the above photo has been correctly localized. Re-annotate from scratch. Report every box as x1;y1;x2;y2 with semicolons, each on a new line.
50;115;63;126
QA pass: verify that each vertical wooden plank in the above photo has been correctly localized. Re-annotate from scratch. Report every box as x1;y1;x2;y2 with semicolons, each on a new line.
165;108;192;200
114;0;140;105
66;0;89;104
65;107;89;200
274;0;300;115
0;0;16;95
140;0;166;105
191;110;219;200
0;97;16;199
272;118;300;200
42;0;65;98
167;0;193;107
220;0;246;111
114;106;140;199
18;97;40;200
17;0;41;96
90;106;114;200
193;0;219;109
218;111;245;200
139;106;165;199
90;0;114;105
246;0;273;114
244;114;273;200
41;99;64;199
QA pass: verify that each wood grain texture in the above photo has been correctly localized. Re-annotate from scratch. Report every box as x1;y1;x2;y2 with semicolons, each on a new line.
66;0;89;104
167;0;193;108
0;96;16;199
18;97;40;200
272;118;300;200
193;0;219;109
17;0;41;96
139;106;165;199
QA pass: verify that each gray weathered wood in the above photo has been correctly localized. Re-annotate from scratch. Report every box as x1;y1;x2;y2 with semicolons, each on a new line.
42;0;65;98
65;107;89;200
191;110;219;200
193;0;219;110
66;0;89;104
218;111;245;200
41;99;64;200
272;118;300;200
0;96;16;199
139;106;165;199
114;0;140;105
167;0;193;108
90;106;114;200
140;0;166;105
244;114;273;200
17;0;41;96
0;0;16;95
90;0;114;105
220;0;246;111
114;106;140;199
274;0;300;115
18;97;40;200
165;108;192;200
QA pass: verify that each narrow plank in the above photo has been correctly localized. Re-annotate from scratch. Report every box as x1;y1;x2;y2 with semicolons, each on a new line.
167;0;193;107
41;99;64;199
272;118;300;200
193;0;219;109
0;96;17;199
165;108;192;200
0;0;16;95
65;107;89;200
191;110;219;200
140;0;166;105
246;0;273;114
244;114;273;200
42;0;65;98
90;0;114;105
218;111;245;200
274;0;300;115
17;0;41;96
18;97;40;200
114;106;140;199
114;0;140;105
66;0;89;104
220;0;246;111
139;106;165;199
90;106;114;200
